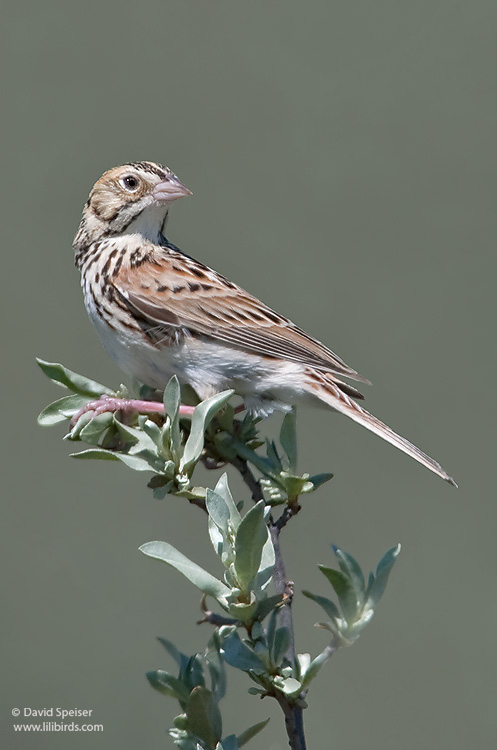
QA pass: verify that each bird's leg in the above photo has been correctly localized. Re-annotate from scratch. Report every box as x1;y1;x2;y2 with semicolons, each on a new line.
69;396;246;428
69;395;196;428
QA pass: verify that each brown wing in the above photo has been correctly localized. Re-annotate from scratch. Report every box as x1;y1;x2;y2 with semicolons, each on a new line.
114;253;371;385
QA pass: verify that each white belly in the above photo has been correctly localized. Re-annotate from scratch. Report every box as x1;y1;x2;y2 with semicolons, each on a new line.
86;293;307;415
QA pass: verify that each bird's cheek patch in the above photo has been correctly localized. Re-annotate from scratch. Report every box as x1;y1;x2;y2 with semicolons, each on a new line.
91;191;121;221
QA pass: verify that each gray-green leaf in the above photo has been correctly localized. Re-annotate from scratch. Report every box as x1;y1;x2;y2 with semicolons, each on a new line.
220;630;265;674
333;546;365;600
139;541;230;602
157;637;190;673
218;736;238;750
237;718;270;747
253;594;283;623
279;409;297;472
146;670;191;704
163;375;182;461
301;646;336;689
307;473;334;490
278;677;302;696
78;412;114;445
185;687;222;750
319;566;359;623
214;474;241;529
181;390;234;472
367;544;401;609
206;488;231;535
205;631;227;701
272;626;291;665
302;590;341;621
70;448;159;472
234;501;268;590
36;359;115;397
37;394;90;425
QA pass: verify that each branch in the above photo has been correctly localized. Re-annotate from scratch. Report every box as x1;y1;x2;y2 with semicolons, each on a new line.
197;596;238;627
232;460;307;750
229;455;264;502
275;501;302;531
273;692;307;750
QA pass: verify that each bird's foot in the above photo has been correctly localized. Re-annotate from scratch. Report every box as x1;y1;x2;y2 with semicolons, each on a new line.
69;395;196;428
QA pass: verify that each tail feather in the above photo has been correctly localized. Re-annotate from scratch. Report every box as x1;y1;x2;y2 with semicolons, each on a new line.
306;371;457;486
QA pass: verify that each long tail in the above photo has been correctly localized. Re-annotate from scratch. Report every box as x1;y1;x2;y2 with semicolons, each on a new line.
305;370;457;486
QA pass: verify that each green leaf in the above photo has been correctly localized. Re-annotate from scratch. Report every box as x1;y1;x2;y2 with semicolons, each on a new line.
364;570;375;600
226;598;258;623
70;447;118;461
65;411;94;440
184;654;206;692
266;439;282;472
37;394;90;426
181;390;234;472
266;610;277;658
163;376;182;461
139;416;162;446
302;590;341;621
234;501;268;590
272;626;291;665
113;419;158;452
296;652;311;679
170;732;199;750
157;637;189;673
70;448;158;472
206;488;231;535
146;670;191;704
208;517;225;559
229;438;280;482
255;532;275;590
318;566;358;623
214;474;241;530
279;474;314;497
253;565;273;592
152;482;174;499
333;546;365;600
36;359;115;397
280;409;297;472
301;647;335;689
205;631;227;701
307;473;334;490
120;450;162;471
185;686;222;750
278;677;302;696
220;629;265;673
218;737;238;750
247;687;266;696
253;594;283;622
139;541;230;602
367;544;401;609
172;714;188;730
78;412;114;444
237;717;270;747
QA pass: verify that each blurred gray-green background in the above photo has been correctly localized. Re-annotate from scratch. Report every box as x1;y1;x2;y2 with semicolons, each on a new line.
1;1;495;748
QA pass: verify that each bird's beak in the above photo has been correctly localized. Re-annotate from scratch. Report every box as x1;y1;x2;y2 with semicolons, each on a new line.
153;176;192;203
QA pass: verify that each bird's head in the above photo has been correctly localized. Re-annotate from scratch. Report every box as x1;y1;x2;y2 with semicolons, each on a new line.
75;161;192;247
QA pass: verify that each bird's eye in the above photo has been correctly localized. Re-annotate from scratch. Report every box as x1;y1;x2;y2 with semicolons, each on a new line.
120;174;140;192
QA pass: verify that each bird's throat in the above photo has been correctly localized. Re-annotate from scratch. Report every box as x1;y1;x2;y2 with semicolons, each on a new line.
125;204;169;243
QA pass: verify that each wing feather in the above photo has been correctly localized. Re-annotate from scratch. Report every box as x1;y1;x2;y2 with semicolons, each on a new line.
115;253;371;384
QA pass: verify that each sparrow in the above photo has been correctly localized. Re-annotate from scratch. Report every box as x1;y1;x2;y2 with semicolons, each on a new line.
73;161;455;486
